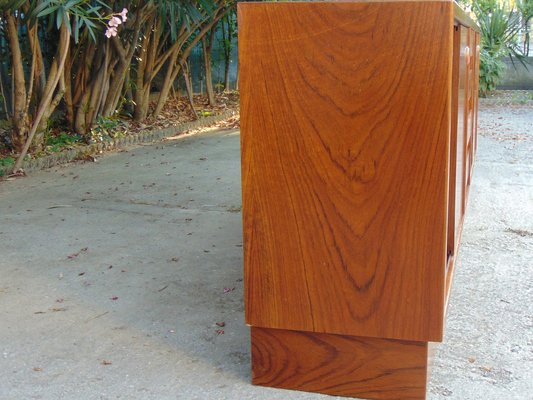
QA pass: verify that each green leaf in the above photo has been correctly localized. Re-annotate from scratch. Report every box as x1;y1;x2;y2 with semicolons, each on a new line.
65;0;83;10
73;15;79;42
56;6;64;29
31;0;52;18
36;4;59;18
95;0;110;10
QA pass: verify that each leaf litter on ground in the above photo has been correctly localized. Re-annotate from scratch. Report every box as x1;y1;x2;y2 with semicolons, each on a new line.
67;247;88;259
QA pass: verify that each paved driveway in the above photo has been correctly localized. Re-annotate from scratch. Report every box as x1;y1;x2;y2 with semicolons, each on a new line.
1;104;532;399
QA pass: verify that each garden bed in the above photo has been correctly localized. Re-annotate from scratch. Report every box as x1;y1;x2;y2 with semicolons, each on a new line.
0;92;240;178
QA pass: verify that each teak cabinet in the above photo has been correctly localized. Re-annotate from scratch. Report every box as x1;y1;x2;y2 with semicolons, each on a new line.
239;1;479;399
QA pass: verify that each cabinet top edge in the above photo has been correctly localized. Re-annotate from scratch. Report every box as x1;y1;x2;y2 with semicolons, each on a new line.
238;1;479;31
453;2;480;31
239;0;454;4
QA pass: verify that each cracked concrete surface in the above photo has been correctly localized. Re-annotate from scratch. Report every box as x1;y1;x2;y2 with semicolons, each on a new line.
0;103;532;400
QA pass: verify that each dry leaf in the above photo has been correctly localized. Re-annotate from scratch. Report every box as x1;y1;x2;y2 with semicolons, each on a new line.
67;247;88;259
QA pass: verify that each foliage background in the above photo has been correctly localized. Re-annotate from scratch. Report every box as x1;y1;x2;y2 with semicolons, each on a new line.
0;0;239;170
1;0;531;172
466;0;532;96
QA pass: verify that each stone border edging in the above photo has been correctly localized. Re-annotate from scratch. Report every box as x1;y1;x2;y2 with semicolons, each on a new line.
479;98;533;106
1;109;237;177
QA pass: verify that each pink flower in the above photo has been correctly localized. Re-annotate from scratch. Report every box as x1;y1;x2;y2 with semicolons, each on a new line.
109;16;122;27
105;27;117;38
104;9;128;39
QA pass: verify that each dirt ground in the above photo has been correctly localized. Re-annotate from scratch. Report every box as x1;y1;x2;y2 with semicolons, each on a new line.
0;101;532;400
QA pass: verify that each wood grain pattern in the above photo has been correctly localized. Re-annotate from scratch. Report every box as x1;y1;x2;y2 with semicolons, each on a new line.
239;1;453;342
251;327;428;400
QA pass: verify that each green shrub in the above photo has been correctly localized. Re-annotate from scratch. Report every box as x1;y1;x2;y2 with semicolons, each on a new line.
89;116;123;143
0;156;15;175
0;156;14;167
479;48;506;97
473;0;525;95
45;132;82;153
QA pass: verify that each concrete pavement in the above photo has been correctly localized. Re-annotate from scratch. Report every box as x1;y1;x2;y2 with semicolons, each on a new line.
0;104;532;400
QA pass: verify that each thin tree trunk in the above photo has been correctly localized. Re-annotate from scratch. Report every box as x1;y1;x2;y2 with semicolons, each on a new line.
525;18;531;56
221;16;232;91
74;46;104;134
133;17;161;121
5;11;28;151
224;61;231;91
22;2;46;99
134;18;191;120
13;24;70;172
103;61;128;117
64;45;75;129
27;25;46;99
143;6;227;120
152;22;192;117
202;27;216;106
152;47;180;117
182;62;198;119
171;85;178;100
0;71;10;118
94;43;115;118
134;86;151;122
235;59;239;91
103;17;143;116
152;7;228;117
72;41;96;105
0;38;10;115
25;26;43;150
124;69;134;116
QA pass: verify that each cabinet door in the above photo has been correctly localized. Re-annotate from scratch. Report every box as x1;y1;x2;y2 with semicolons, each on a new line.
447;24;461;262
465;28;477;189
466;29;475;146
455;25;468;243
473;32;480;156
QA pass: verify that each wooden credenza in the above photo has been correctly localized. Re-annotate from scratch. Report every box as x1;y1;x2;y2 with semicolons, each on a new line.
239;1;479;399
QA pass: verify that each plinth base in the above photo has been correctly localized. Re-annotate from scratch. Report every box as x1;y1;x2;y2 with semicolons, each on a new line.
251;327;429;400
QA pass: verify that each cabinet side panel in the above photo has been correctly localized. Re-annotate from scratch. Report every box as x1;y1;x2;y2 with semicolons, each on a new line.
240;2;452;342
